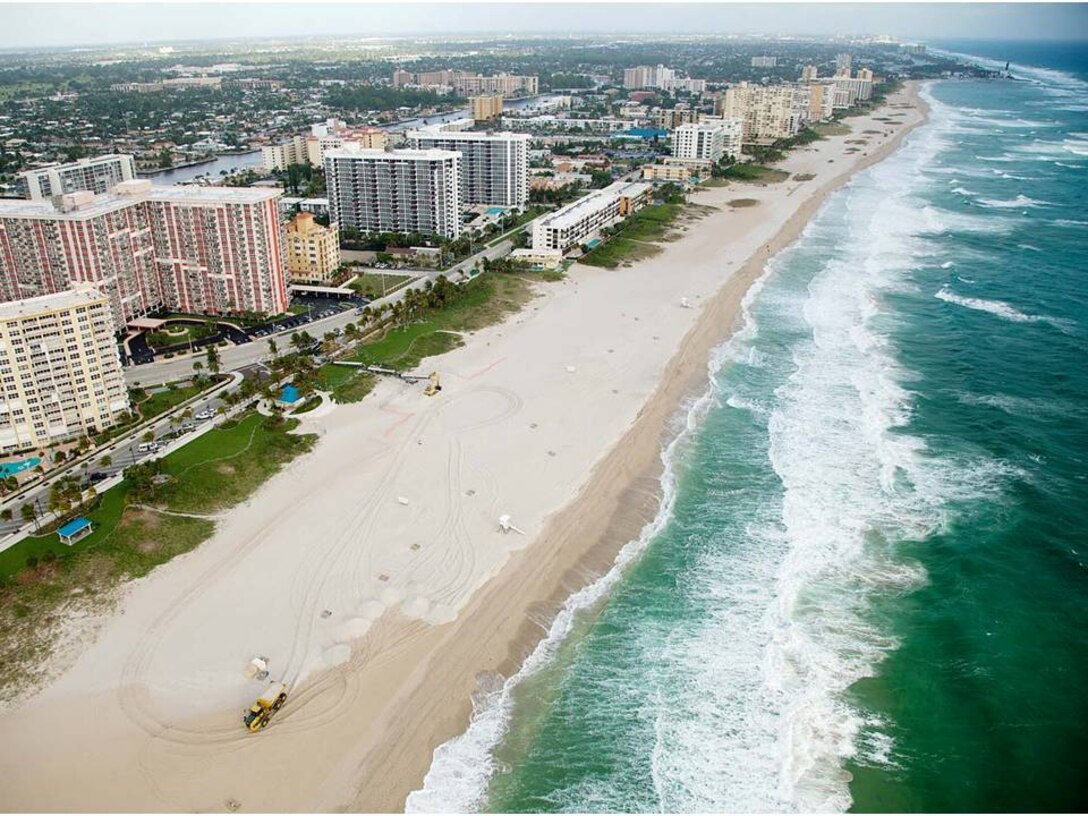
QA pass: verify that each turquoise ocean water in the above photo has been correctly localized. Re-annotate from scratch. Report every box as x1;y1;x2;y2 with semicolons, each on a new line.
407;46;1088;813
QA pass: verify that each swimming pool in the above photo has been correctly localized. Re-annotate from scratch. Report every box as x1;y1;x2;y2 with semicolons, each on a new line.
0;457;41;478
486;206;507;216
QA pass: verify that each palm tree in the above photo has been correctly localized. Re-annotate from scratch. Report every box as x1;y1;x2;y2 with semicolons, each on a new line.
268;338;278;358
205;345;222;376
101;455;112;469
192;360;204;378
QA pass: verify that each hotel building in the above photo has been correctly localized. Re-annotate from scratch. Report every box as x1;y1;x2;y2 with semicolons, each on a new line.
324;147;462;239
16;154;137;200
0;286;130;454
285;212;341;284
530;181;652;253
407;129;529;208
0;181;288;328
672;117;743;163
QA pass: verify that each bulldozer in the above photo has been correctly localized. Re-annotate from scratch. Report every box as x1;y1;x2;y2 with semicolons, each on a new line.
424;371;442;397
243;681;288;732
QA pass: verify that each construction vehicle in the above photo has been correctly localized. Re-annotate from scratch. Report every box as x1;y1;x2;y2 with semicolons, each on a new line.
424;371;442;397
243;681;288;732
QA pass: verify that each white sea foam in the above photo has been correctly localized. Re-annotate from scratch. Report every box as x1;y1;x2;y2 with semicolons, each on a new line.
405;259;779;814
406;79;1028;815
935;286;1072;331
957;392;1082;419
976;194;1049;209
940;261;955;269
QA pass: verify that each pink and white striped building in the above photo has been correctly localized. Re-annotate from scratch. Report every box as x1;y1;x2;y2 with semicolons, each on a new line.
0;181;288;330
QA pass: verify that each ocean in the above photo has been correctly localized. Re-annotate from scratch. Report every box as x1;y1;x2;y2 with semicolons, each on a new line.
407;44;1088;813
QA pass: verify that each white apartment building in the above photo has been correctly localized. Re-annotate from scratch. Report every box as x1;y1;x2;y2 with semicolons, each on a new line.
407;129;530;208
751;56;778;68
672;117;742;163
832;70;875;109
623;65;676;90
0;286;130;454
801;65;819;81
662;77;708;94
324;148;462;240
531;181;652;253
16;154;137;200
261;135;308;172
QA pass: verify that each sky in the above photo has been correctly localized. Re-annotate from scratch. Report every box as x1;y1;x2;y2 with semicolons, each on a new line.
2;2;1086;49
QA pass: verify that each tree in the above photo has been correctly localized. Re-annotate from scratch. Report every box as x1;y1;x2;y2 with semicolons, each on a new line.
192;360;205;378
142;430;155;443
267;338;278;358
205;344;221;376
101;455;112;468
20;503;37;526
0;508;11;522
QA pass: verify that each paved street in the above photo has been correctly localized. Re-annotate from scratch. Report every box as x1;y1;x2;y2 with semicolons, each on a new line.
0;370;257;537
125;240;512;387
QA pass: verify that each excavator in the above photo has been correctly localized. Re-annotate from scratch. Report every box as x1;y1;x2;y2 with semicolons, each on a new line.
243;681;288;732
424;371;442;397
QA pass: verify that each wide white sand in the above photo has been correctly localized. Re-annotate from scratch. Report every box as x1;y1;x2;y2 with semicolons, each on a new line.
0;87;925;813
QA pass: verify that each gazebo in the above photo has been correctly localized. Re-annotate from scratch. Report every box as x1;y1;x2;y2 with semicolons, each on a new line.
57;517;94;546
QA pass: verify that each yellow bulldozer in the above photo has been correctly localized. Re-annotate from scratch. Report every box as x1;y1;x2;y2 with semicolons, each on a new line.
243;681;288;732
424;371;442;397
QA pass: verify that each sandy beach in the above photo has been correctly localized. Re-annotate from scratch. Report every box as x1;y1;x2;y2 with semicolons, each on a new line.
0;85;926;813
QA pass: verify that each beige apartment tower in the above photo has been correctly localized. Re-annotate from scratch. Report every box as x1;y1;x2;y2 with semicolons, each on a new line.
471;94;505;122
285;213;341;284
0;287;130;454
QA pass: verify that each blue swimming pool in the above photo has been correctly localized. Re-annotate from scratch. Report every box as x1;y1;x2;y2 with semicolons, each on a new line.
486;206;506;216
0;457;41;478
279;385;302;404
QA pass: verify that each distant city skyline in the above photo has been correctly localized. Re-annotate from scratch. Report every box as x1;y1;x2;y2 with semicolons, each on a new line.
2;2;1086;49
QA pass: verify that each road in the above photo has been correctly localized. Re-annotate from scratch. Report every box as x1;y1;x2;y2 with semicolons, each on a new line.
0;370;258;537
126;240;512;387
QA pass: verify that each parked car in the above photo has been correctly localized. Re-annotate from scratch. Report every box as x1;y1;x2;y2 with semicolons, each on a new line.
195;409;215;420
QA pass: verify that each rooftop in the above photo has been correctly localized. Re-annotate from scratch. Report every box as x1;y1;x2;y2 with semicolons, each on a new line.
0;182;279;220
324;147;461;162
0;285;108;322
534;182;652;231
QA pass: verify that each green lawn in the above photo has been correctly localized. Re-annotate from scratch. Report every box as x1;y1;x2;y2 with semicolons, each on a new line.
579;203;684;270
134;381;206;420
812;121;852;137
348;273;412;299
152;413;316;513
0;410;316;700
716;164;790;183
0;482;213;699
315;364;378;404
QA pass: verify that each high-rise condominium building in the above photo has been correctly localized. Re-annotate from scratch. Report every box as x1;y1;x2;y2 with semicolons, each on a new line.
836;53;853;71
801;65;819;81
672;118;743;163
0;286;130;454
16;154;137;200
285;212;341;284
324;148;462;240
407;129;529;208
751;56;778;68
471;94;505;122
717;82;801;141
0;181;288;328
623;65;676;90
